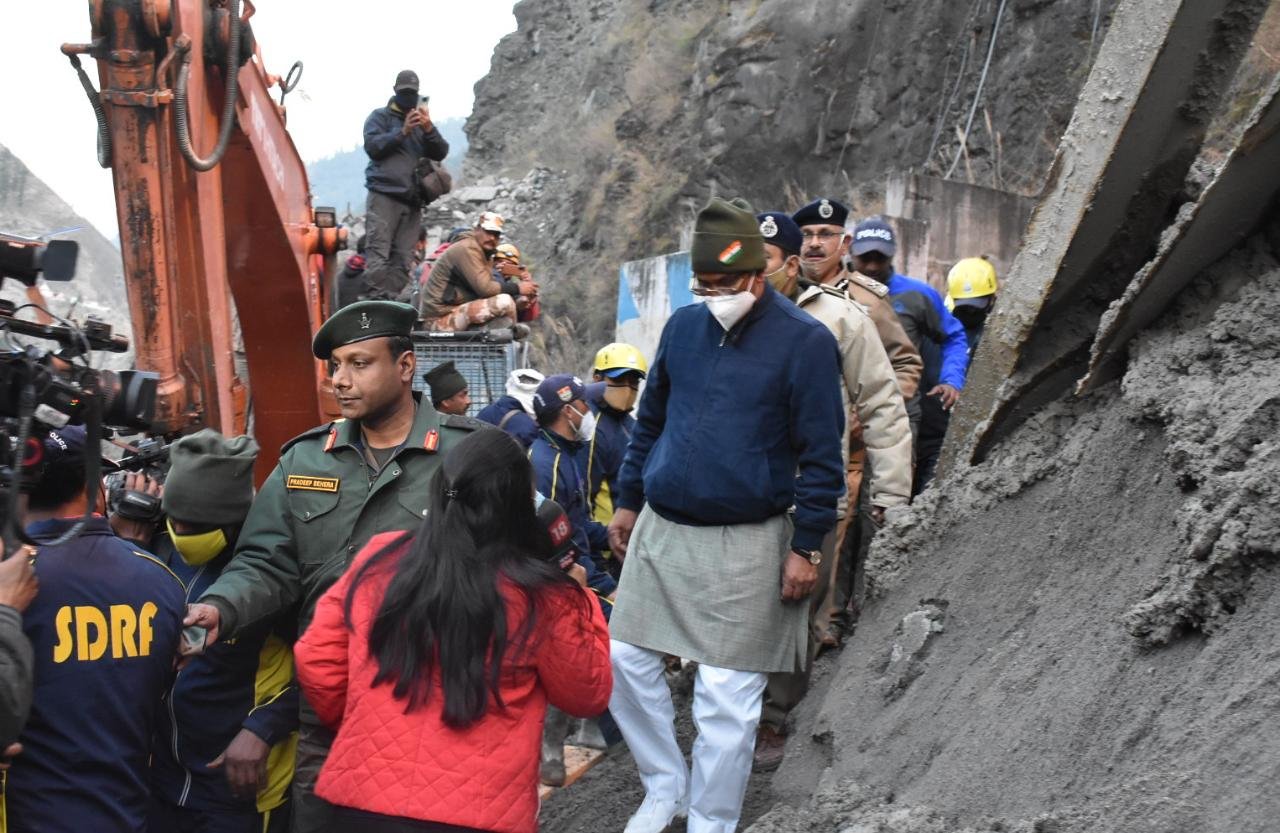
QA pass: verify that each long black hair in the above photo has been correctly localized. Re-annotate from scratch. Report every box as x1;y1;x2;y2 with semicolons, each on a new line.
344;428;580;728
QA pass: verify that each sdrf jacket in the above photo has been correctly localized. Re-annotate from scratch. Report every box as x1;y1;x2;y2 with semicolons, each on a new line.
616;284;846;552
295;532;612;833
4;518;184;833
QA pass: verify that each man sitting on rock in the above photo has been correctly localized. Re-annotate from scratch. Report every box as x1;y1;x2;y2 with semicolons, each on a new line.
494;243;541;323
417;212;538;333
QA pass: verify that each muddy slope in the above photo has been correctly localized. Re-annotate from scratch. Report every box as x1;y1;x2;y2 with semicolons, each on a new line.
751;220;1280;833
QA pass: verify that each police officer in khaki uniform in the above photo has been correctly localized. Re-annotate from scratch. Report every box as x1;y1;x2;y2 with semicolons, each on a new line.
792;198;924;647
753;211;913;769
182;300;486;833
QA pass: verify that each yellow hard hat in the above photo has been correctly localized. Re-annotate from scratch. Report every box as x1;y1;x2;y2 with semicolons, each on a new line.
495;243;521;264
947;257;998;300
593;342;648;378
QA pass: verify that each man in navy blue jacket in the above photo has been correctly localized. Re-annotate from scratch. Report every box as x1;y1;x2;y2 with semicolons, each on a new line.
4;426;185;833
148;430;298;833
580;342;648;540
529;375;618;605
362;69;449;301
607;198;844;833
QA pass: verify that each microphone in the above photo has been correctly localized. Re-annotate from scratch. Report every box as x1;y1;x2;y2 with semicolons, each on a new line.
536;498;579;570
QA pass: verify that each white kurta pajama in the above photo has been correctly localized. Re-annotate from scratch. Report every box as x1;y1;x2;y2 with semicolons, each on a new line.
609;508;805;833
607;277;845;833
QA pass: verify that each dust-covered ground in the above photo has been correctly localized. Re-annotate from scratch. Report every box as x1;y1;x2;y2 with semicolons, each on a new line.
539;651;843;833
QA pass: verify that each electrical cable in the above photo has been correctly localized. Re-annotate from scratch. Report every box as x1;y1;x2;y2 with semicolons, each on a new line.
945;0;1009;181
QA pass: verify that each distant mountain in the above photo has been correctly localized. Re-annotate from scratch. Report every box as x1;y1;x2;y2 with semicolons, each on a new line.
0;143;133;367
307;116;468;216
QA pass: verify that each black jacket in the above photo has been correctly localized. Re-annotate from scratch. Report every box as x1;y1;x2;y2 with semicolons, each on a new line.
363;100;449;204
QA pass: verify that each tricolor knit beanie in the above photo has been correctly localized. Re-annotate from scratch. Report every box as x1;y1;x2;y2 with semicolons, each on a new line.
690;198;766;274
162;429;260;526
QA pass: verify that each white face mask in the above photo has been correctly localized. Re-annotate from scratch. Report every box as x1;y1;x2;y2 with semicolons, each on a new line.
572;407;597;442
703;279;757;331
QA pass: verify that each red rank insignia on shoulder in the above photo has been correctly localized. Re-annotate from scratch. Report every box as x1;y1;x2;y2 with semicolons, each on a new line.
423;430;439;452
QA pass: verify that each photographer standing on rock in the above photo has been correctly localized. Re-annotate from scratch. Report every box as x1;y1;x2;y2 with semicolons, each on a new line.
362;70;449;302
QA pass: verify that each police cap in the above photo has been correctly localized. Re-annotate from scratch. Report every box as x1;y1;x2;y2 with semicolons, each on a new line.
792;197;850;229
312;300;417;360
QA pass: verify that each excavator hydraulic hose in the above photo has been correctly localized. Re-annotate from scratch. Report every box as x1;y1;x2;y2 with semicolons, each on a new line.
67;53;112;169
174;0;242;172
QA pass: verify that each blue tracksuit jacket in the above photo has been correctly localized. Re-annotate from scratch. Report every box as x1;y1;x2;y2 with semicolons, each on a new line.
151;536;298;814
579;386;635;526
885;271;970;390
529;429;617;599
477;395;539;449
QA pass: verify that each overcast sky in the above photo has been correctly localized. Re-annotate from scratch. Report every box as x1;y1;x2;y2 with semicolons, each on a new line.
0;1;517;238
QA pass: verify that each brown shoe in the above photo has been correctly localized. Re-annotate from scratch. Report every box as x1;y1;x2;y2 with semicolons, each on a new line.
753;725;787;772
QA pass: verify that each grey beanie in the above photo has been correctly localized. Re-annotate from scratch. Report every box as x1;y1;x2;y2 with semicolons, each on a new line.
162;429;259;525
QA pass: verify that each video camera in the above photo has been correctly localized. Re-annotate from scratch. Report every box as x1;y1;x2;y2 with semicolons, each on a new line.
0;233;78;286
0;232;159;553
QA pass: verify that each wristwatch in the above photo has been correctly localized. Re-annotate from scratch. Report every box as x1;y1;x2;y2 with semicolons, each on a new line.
791;547;822;566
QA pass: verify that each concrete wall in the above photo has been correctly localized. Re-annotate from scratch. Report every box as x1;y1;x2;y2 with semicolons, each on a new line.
883;171;1034;294
615;250;695;363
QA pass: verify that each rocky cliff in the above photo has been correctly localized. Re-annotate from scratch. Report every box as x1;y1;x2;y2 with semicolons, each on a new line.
0;143;133;367
466;0;1118;370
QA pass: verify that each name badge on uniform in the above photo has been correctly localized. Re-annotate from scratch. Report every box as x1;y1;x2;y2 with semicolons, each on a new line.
286;475;340;492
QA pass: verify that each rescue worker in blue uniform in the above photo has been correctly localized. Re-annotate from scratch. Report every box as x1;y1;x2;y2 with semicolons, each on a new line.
4;426;185;833
528;374;618;606
148;430;298;833
528;373;620;787
580;344;648;546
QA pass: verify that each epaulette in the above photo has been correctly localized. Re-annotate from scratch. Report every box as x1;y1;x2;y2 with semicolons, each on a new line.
848;272;890;298
280;418;345;455
439;413;490;432
799;279;859;306
815;282;850;301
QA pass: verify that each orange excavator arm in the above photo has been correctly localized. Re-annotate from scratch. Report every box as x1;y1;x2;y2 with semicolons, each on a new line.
66;0;343;482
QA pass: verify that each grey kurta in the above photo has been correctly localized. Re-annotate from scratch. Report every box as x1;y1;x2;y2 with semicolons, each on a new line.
610;506;807;674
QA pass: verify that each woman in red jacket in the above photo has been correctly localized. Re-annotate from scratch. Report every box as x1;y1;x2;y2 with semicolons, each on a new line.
295;429;612;833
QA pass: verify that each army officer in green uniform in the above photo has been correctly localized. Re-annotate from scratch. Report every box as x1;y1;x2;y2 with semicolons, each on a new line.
182;300;486;833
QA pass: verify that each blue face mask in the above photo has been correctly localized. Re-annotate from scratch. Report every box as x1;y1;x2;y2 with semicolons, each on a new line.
395;91;419;111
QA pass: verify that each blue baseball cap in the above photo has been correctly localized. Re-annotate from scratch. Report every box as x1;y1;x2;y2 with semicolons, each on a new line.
532;374;586;421
757;211;803;256
851;218;897;257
